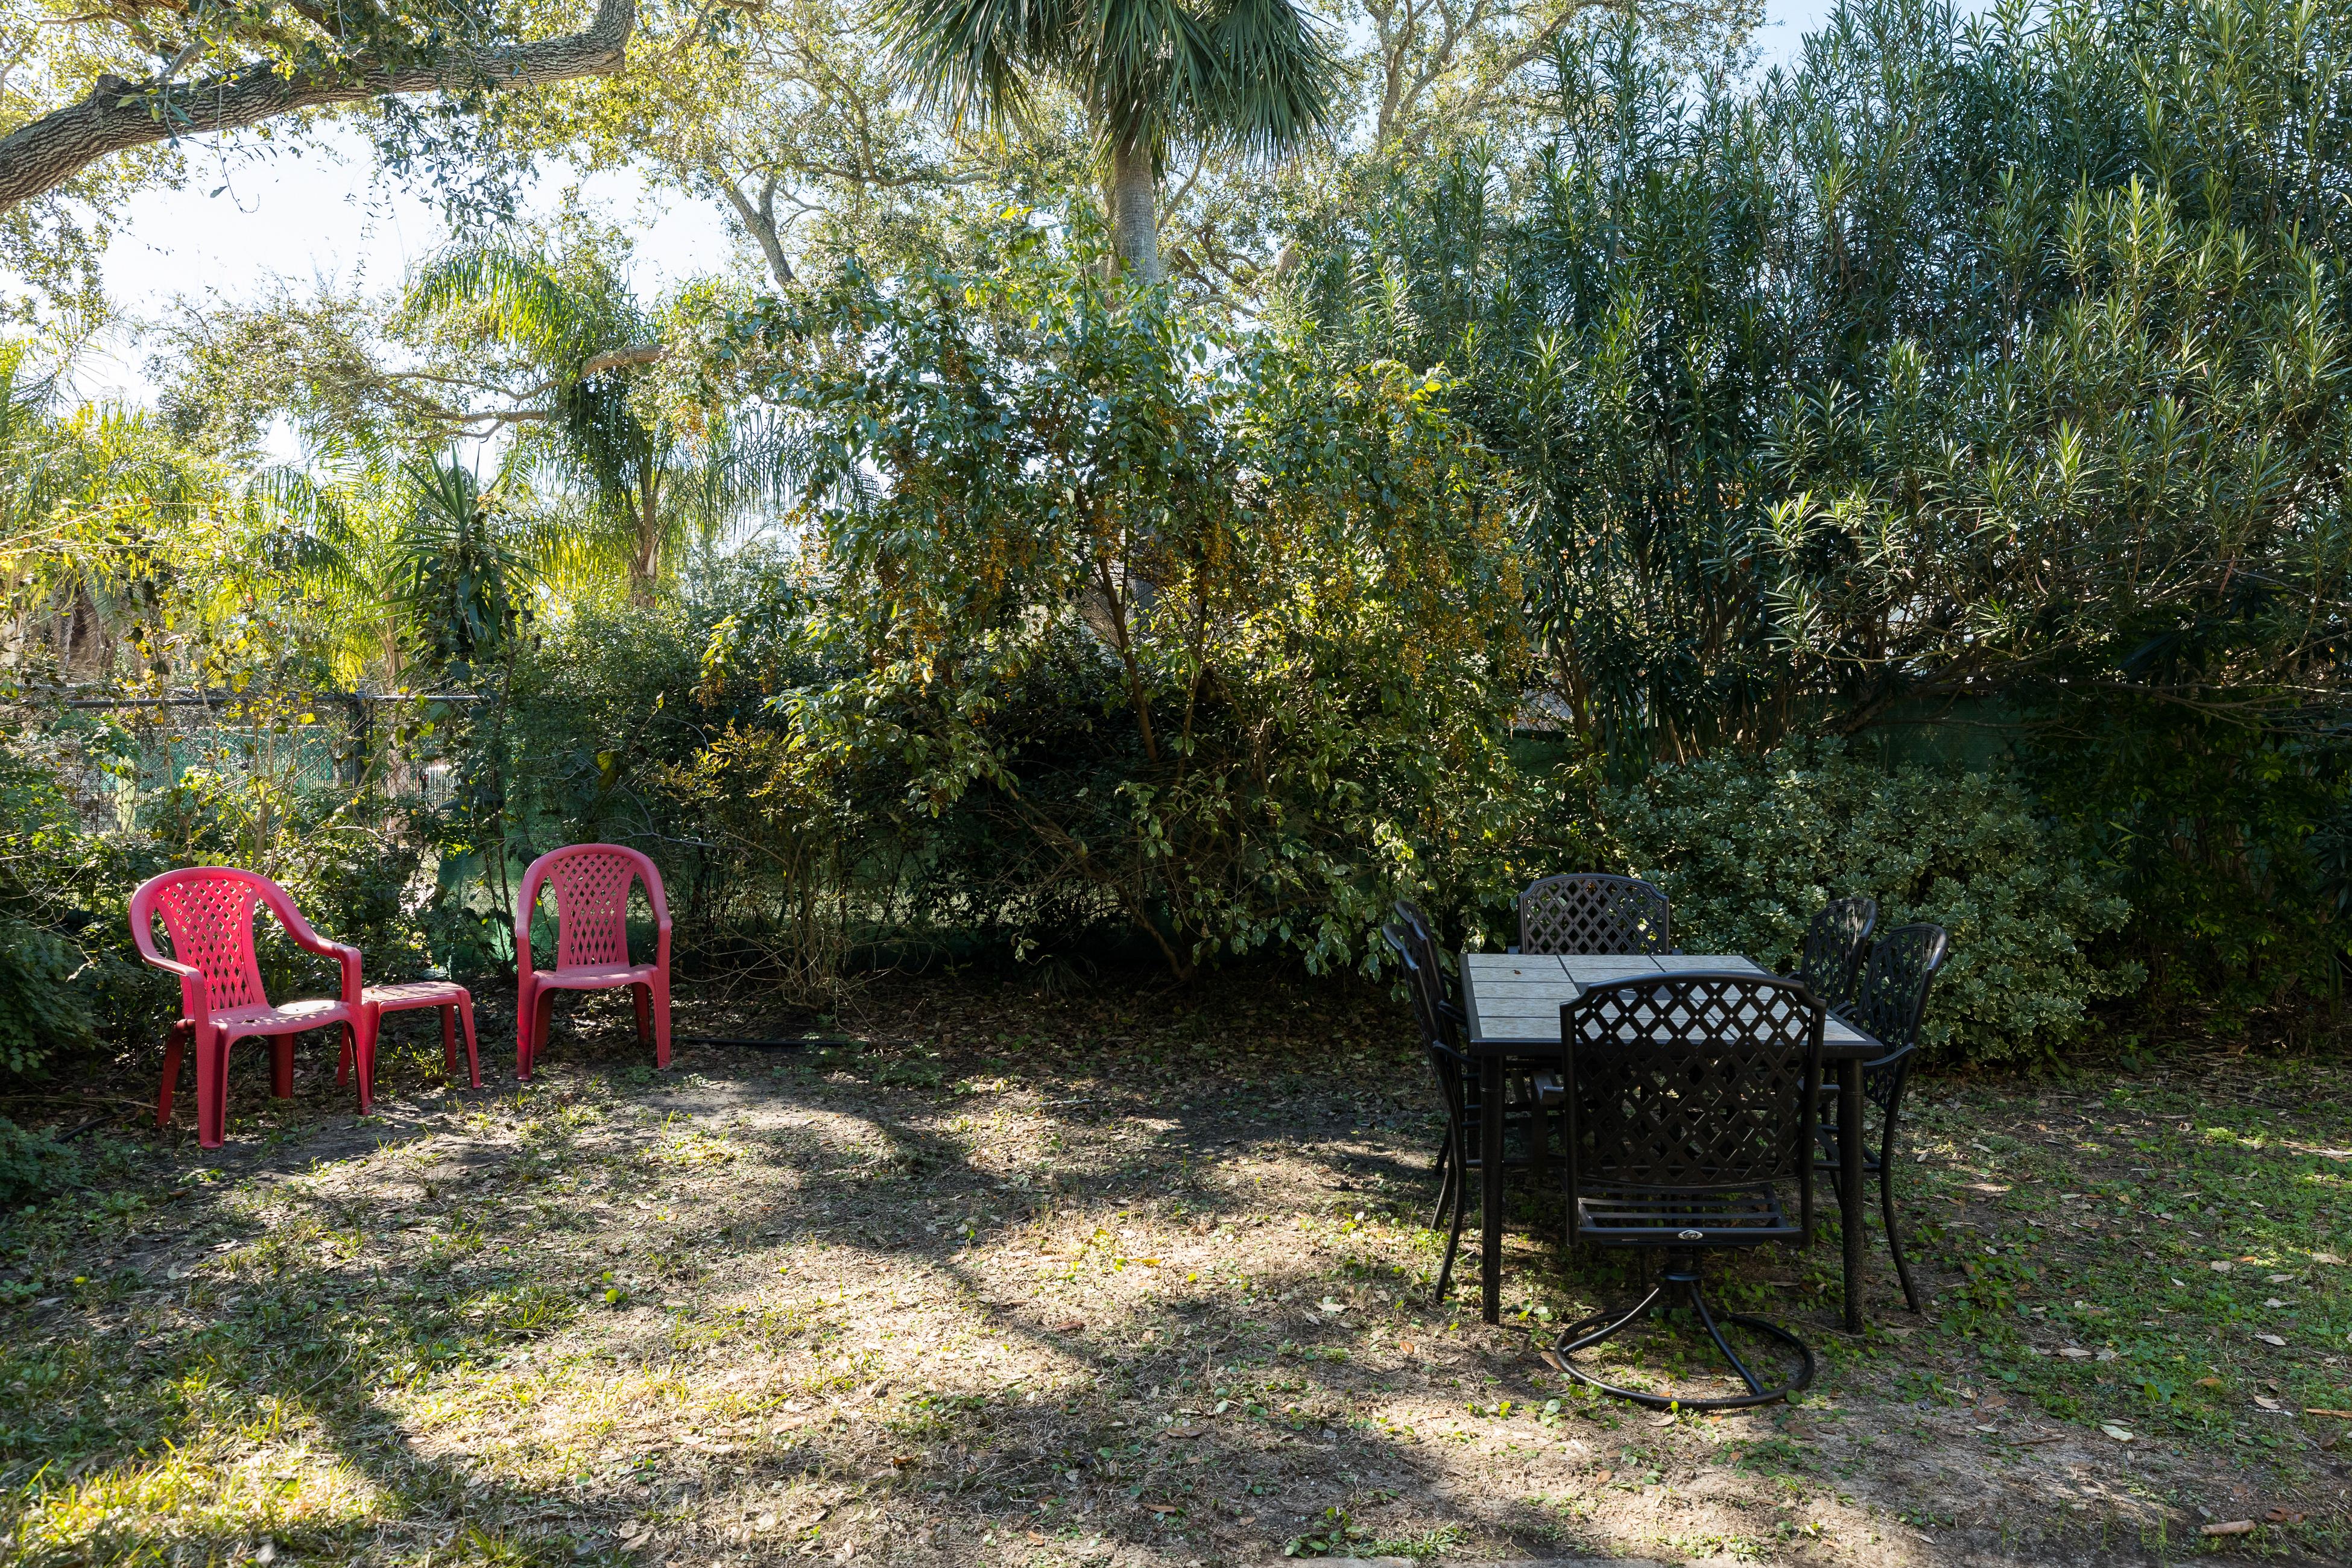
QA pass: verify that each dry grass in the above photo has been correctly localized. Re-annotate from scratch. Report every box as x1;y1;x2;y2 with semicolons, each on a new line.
2;969;2348;1567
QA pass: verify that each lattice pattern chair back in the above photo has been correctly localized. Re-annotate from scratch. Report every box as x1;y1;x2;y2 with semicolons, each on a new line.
1848;924;1947;1110
531;845;667;969
1519;874;1672;956
1391;902;1450;1032
1561;973;1822;1190
138;870;273;1012
1797;897;1877;1015
1382;925;1441;1046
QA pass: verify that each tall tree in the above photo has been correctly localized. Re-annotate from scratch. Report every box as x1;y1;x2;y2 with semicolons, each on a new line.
879;0;1338;282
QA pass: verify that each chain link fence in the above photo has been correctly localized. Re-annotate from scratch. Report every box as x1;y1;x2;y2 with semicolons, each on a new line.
34;691;487;831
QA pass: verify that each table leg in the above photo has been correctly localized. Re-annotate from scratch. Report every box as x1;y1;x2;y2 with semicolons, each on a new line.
1481;1053;1505;1324
1841;1058;1867;1334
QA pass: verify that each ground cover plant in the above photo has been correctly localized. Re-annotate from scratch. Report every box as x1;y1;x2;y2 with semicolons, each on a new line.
2;973;2348;1567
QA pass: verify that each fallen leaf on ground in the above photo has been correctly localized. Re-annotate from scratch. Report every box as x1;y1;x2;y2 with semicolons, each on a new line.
1048;1319;1086;1333
1028;1532;1048;1545
2254;1333;2288;1347
2304;1408;2352;1418
1146;1504;1181;1515
2099;1423;2133;1442
2266;1507;2306;1523
1159;1426;1203;1440
2254;1396;2283;1411
2201;1520;2255;1537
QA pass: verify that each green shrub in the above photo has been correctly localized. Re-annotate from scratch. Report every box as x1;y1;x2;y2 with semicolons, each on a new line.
0;1116;77;1206
0;917;96;1076
716;246;1537;980
1609;745;2139;1062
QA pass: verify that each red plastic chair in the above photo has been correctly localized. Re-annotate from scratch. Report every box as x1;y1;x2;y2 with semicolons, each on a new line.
514;844;671;1079
129;867;366;1148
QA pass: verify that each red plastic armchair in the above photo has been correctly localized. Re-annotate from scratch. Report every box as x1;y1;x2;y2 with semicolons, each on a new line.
129;867;366;1148
514;844;671;1079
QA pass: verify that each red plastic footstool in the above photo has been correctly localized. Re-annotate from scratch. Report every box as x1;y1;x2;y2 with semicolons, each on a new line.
343;981;481;1109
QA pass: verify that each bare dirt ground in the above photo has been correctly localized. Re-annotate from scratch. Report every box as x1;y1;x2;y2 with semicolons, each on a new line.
4;968;2348;1567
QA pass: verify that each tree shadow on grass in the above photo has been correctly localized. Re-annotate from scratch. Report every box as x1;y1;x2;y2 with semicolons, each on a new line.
0;970;2201;1567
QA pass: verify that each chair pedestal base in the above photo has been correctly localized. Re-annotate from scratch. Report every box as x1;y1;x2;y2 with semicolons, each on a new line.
1546;1254;1813;1411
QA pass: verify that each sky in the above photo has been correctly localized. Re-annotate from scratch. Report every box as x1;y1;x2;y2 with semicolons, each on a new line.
67;0;1849;408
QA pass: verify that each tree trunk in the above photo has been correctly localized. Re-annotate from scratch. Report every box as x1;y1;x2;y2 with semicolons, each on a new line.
1110;138;1161;284
712;171;795;289
630;470;662;607
0;0;635;216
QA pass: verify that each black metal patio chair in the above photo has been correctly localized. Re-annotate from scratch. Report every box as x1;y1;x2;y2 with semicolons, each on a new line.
1516;873;1674;956
1382;918;1558;1302
1392;902;1561;1171
1815;923;1949;1313
1797;896;1877;1016
1547;972;1824;1410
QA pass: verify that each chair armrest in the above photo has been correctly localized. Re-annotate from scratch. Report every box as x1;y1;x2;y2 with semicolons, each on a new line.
1862;1038;1915;1072
327;943;364;1004
272;903;365;1004
130;918;210;1026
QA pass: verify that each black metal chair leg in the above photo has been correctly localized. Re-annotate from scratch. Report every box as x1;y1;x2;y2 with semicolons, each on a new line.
1430;1151;1457;1233
1435;1144;1468;1301
1879;1149;1920;1314
1546;1261;1813;1412
1688;1280;1766;1396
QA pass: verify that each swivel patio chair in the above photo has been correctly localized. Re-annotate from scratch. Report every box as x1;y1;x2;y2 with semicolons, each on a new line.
1815;923;1948;1313
1547;972;1824;1410
130;867;367;1148
515;843;672;1079
1797;896;1877;1016
1516;873;1673;956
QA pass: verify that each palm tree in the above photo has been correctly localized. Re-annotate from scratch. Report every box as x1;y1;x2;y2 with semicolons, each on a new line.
879;0;1336;282
403;245;792;605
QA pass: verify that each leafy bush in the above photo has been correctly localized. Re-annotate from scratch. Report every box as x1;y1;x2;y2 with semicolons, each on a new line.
0;917;96;1076
1608;745;2139;1061
0;1116;77;1207
2024;704;2349;1028
715;246;1538;978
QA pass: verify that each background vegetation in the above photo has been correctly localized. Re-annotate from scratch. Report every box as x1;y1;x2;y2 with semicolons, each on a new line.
4;0;2348;1178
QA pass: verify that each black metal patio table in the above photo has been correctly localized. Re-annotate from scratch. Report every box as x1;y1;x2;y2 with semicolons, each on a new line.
1456;952;1883;1333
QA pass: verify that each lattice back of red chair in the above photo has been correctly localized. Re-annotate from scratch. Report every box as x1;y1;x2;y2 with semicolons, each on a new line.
147;870;270;1012
544;847;650;969
1519;873;1672;956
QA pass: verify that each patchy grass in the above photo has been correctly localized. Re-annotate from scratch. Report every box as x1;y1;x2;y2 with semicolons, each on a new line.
0;971;2347;1567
